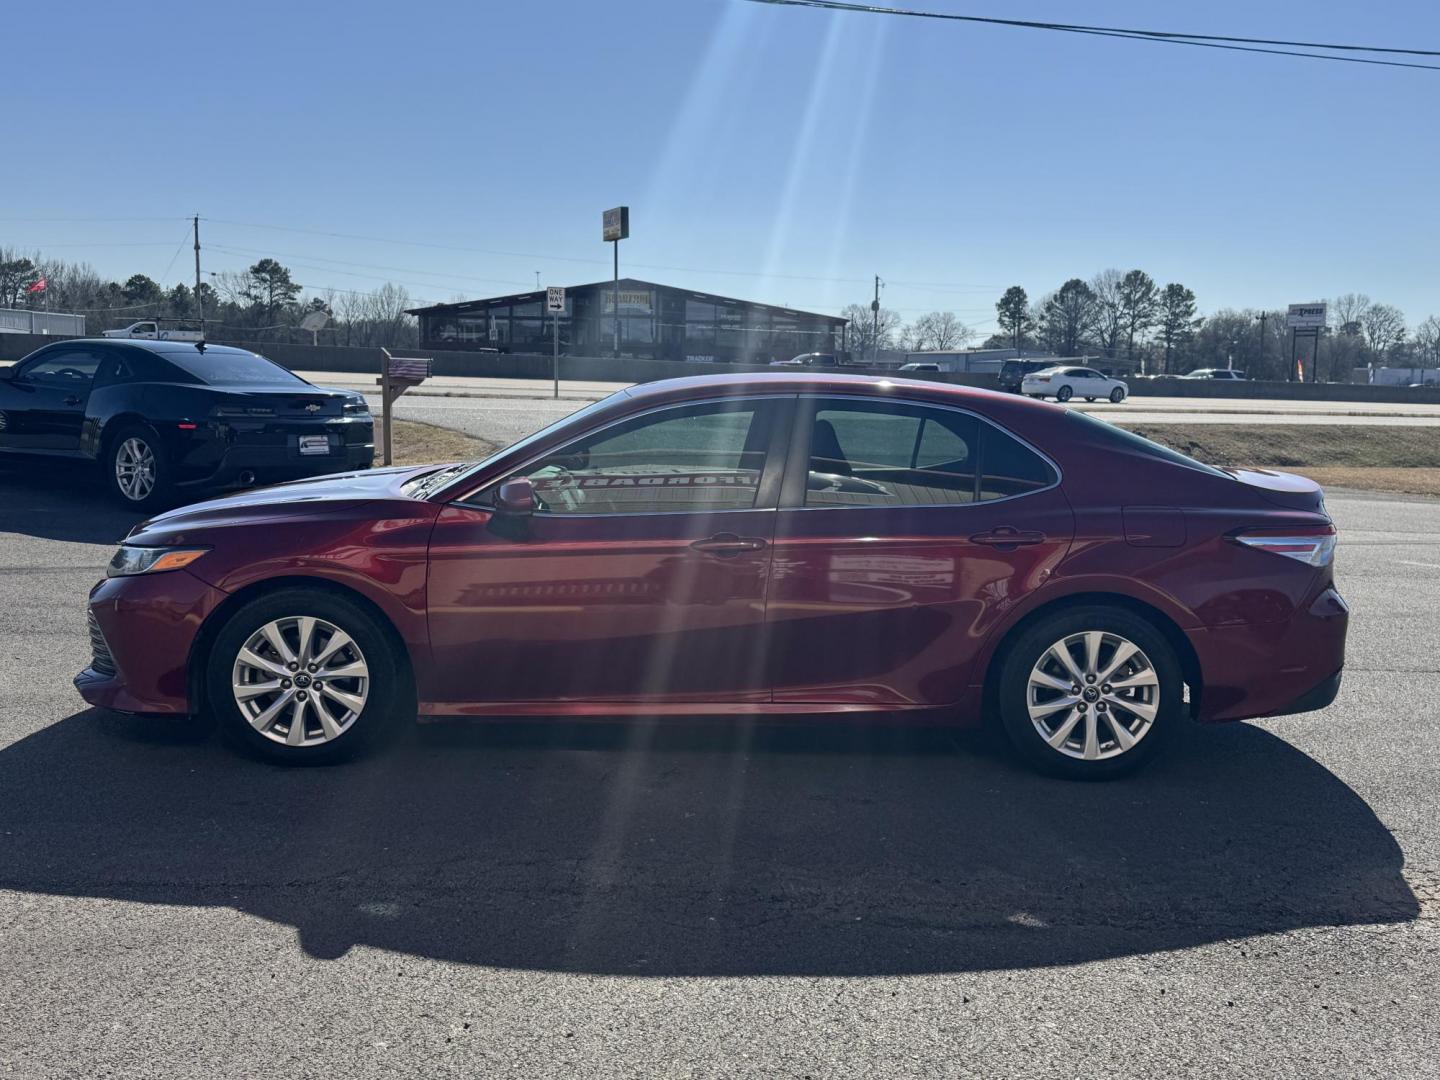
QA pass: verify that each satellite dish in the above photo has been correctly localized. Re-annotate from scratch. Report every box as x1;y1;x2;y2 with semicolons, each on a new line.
300;310;330;332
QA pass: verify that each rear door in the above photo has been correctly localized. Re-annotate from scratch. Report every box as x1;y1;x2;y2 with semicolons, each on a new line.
425;396;792;708
766;395;1074;707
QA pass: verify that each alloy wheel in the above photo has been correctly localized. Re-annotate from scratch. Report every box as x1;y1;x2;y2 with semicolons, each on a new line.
114;437;156;502
231;616;370;747
1026;631;1159;761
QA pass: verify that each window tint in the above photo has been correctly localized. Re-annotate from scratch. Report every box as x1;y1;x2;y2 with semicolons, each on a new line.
804;400;978;508
510;400;770;515
21;349;103;387
980;425;1057;499
95;348;172;386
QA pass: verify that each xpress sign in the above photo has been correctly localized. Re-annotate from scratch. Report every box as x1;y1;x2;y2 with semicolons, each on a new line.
1287;303;1328;330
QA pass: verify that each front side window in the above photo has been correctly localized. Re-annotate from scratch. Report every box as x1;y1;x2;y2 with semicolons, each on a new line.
502;400;772;515
21;349;104;387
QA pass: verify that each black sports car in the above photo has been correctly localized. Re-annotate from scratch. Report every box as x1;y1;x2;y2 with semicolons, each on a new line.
0;339;374;508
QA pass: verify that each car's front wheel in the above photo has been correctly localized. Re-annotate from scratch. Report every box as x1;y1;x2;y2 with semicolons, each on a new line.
1055;385;1074;402
995;606;1182;779
1109;387;1126;403
104;424;170;510
207;588;406;763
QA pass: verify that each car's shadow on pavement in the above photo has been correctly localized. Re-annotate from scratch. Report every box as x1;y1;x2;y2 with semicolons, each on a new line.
0;462;145;545
0;709;1418;975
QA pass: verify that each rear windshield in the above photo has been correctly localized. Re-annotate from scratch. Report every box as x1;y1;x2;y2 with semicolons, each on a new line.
164;348;307;386
1066;410;1230;479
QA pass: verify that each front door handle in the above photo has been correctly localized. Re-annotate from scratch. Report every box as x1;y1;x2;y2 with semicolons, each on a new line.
690;532;768;557
63;396;82;406
970;526;1046;549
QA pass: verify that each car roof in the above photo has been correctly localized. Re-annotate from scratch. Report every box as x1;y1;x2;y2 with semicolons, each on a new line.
36;338;256;358
621;371;1061;417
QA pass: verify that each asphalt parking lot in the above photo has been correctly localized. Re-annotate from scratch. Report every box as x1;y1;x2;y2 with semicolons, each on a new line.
1;460;1437;1078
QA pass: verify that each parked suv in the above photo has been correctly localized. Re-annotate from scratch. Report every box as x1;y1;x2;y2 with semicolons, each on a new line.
998;359;1058;393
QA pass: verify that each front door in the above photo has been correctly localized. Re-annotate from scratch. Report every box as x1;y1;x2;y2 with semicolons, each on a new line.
766;395;1075;707
425;396;791;711
0;347;102;452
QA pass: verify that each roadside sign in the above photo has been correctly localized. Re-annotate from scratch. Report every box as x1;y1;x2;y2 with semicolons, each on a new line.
602;206;630;242
546;286;566;314
1287;303;1327;330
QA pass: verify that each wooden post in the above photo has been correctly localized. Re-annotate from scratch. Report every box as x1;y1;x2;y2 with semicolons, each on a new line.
380;348;394;466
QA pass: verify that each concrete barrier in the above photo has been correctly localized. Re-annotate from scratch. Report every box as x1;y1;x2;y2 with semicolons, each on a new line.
4;332;1439;405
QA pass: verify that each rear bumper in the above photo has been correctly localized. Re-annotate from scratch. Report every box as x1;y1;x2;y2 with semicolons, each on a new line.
1190;585;1349;723
177;440;374;489
74;569;226;715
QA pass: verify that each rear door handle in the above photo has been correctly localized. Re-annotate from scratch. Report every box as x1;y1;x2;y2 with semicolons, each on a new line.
690;532;768;557
970;526;1046;549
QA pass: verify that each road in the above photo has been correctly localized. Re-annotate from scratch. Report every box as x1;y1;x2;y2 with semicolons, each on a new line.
0;460;1436;1078
294;372;1440;433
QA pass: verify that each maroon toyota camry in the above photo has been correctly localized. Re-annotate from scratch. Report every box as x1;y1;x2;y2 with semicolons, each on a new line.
76;373;1346;778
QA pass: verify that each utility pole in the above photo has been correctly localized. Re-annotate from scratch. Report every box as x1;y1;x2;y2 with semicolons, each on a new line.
193;215;204;336
870;275;883;364
1256;311;1268;373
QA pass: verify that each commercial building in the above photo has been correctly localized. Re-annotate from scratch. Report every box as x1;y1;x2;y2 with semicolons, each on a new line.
407;278;849;364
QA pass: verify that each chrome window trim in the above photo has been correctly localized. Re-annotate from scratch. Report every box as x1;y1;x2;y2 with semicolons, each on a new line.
448;393;797;515
785;392;1063;512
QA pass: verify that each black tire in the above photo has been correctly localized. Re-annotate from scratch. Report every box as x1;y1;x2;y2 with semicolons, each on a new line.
1109;387;1126;403
1084;396;1096;402
206;587;408;764
103;423;172;510
993;605;1182;780
1055;385;1074;402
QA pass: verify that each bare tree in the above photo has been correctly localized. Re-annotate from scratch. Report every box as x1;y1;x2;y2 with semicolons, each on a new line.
909;311;974;352
1330;293;1370;337
1360;302;1407;361
841;302;902;359
1089;269;1125;359
1413;315;1440;376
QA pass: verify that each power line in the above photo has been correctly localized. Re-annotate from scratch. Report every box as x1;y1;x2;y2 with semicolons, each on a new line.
744;0;1440;71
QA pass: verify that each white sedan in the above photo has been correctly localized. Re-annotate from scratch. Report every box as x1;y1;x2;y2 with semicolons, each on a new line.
1021;365;1128;403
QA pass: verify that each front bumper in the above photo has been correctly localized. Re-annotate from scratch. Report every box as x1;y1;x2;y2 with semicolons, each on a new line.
74;569;228;715
1190;585;1349;723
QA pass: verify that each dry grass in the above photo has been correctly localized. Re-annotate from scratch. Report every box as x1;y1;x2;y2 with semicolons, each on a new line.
378;419;499;467
1122;423;1440;497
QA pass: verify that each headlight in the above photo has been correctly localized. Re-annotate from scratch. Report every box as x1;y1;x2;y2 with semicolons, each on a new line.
106;545;210;578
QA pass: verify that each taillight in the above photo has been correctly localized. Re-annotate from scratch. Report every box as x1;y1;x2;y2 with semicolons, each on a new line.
1233;526;1336;567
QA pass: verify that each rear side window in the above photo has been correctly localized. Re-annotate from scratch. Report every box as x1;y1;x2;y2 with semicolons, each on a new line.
980;425;1057;499
805;401;978;508
164;347;306;386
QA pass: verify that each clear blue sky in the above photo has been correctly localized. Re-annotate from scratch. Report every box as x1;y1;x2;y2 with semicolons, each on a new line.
3;0;1437;333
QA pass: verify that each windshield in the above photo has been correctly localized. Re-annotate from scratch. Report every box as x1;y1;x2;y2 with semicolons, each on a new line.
428;393;624;498
165;348;308;387
1067;410;1230;479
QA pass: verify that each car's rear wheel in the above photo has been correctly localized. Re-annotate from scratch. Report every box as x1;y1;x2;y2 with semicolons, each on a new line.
1109;387;1126;403
104;424;170;510
207;588;406;763
1055;385;1074;402
995;606;1182;779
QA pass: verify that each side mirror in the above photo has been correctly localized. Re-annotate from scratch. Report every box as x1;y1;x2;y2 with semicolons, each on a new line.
495;477;537;516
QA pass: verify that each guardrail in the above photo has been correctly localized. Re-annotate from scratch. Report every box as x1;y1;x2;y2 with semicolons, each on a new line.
0;310;86;337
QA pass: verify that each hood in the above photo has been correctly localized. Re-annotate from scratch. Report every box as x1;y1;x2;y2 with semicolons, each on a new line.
1221;467;1327;513
126;465;435;543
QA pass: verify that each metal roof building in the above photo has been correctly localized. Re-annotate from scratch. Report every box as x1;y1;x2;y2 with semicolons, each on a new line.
407;278;849;364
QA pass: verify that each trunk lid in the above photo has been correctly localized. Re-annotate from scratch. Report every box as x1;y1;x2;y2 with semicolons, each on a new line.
1221;467;1328;513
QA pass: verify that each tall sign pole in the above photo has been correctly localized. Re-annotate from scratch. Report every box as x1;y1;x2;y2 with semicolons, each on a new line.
1285;303;1327;384
547;286;566;400
603;206;629;359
